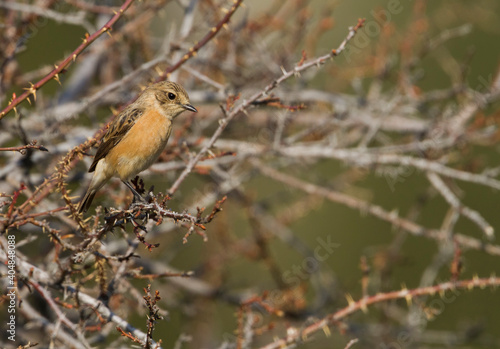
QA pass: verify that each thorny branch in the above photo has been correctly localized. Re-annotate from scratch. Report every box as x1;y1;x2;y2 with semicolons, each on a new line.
167;18;366;194
159;0;245;80
258;276;500;349
0;0;136;119
252;160;500;256
1;1;500;348
0;245;157;347
0;140;48;154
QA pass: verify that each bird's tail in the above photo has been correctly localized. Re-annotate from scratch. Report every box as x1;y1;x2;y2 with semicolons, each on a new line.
78;161;110;214
78;187;97;213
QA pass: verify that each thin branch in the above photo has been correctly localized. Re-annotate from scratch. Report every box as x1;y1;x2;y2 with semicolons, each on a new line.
0;1;94;31
0;246;158;348
0;140;48;154
28;279;92;349
168;18;366;194
193;138;500;191
160;0;245;80
19;301;86;349
344;339;359;349
0;0;136;119
258;276;500;349
277;146;500;190
252;160;500;256
426;171;494;239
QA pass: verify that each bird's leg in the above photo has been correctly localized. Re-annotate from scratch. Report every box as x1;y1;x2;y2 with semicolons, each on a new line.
122;180;147;203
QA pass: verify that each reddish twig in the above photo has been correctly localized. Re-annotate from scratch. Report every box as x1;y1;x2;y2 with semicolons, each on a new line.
116;326;143;345
159;0;244;80
0;140;48;154
167;18;366;195
258;276;500;349
28;279;90;347
252;96;306;111
133;225;160;251
143;285;163;349
0;0;136;119
6;183;26;219
3;206;67;221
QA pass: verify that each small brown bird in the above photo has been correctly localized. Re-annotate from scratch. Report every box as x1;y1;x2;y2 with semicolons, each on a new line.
78;81;197;213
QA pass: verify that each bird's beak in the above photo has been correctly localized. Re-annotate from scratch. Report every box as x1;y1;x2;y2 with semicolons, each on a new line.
182;104;197;113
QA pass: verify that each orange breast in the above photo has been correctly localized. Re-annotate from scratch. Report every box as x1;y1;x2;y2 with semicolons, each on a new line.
107;109;172;180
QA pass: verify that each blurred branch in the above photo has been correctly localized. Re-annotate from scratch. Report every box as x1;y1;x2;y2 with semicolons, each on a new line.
426;171;494;239
277;147;500;190
0;140;48;154
0;1;94;31
167;18;366;194
252;160;500;256
159;0;244;80
66;0;119;14
344;339;359;349
0;0;136;119
258;276;500;349
0;243;158;348
28;279;92;349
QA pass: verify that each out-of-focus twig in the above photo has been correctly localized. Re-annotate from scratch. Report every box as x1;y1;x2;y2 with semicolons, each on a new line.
426;171;494;239
252;160;500;256
167;18;366;194
0;140;48;154
0;245;158;348
159;0;245;80
0;0;136;119
0;1;94;31
258;276;500;349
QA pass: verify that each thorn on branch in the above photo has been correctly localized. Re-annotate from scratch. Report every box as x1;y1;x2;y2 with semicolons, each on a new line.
7;183;27;218
0;0;136;120
134;226;160;251
116;326;143;345
100;189;226;245
143;285;163;349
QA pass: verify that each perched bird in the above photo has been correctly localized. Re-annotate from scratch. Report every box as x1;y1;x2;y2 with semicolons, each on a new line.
78;81;197;213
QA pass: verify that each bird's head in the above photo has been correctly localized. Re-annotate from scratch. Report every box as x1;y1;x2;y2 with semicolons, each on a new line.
146;81;197;119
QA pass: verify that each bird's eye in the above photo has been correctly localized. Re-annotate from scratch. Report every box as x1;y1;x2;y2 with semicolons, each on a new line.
168;92;176;100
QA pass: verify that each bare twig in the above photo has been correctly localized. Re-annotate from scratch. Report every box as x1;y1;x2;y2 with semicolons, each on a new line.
0;0;136;119
0;140;48;154
28;279;92;349
426;171;494;239
0;1;94;31
252;160;500;256
257;276;500;349
160;0;245;80
0;245;158;348
168;18;366;194
344;338;359;349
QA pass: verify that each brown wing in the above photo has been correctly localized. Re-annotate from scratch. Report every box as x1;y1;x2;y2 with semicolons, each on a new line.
88;106;144;172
